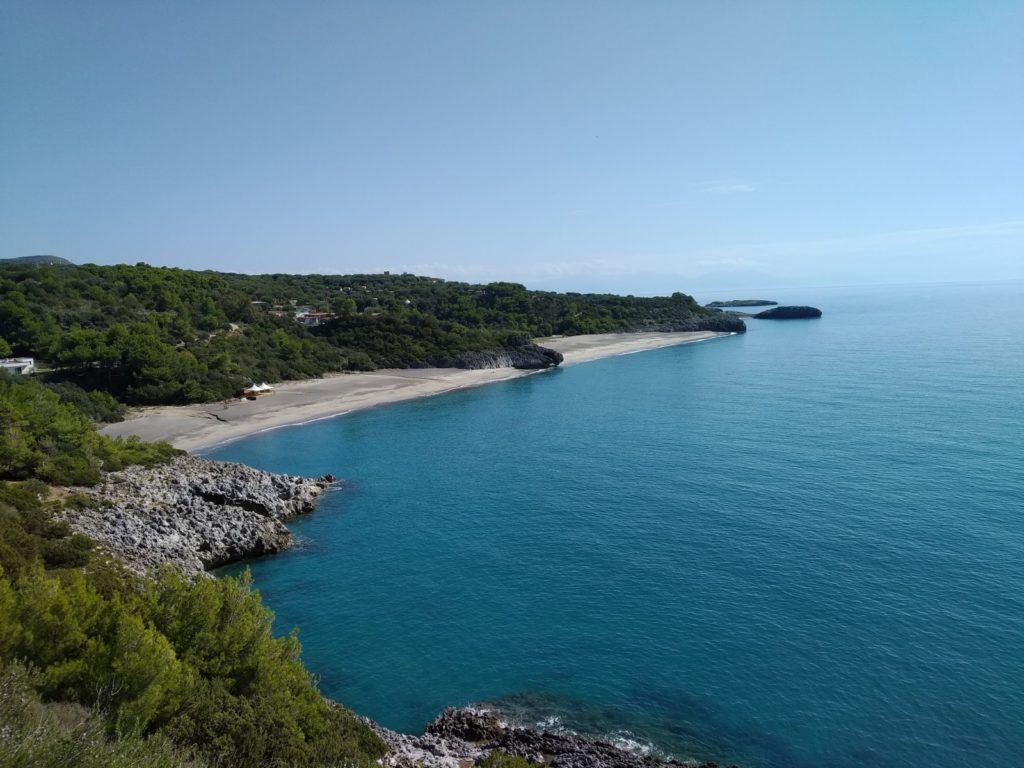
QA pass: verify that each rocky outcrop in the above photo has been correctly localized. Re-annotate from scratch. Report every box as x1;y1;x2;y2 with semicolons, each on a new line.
369;707;737;768
639;314;746;334
446;338;564;370
754;306;822;320
65;455;335;578
705;300;777;308
368;714;486;768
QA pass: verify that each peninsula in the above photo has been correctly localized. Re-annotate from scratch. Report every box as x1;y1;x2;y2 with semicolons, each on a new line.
704;299;777;307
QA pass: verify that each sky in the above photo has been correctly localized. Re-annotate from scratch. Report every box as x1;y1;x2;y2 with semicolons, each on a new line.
2;1;1022;293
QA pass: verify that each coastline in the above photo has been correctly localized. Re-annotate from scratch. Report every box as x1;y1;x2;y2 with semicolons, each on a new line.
85;329;738;765
100;331;728;452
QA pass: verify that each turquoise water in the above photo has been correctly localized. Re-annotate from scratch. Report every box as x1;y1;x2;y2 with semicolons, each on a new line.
212;281;1024;768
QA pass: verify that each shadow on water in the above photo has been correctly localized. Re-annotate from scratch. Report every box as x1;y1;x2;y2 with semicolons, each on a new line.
481;686;805;768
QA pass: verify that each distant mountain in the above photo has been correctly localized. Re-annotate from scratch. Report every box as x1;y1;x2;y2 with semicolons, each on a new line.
1;255;74;266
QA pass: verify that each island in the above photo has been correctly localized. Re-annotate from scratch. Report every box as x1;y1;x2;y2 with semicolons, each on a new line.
754;305;823;319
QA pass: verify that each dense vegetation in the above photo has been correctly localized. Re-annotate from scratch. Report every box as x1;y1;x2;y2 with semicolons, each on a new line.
0;261;739;405
0;662;193;768
0;282;599;768
0;261;738;765
0;373;178;486
0;373;387;766
0;255;73;266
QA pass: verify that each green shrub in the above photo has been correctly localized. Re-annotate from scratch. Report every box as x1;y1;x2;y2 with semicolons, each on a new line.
0;663;199;768
0;374;179;485
0;558;386;768
45;381;127;423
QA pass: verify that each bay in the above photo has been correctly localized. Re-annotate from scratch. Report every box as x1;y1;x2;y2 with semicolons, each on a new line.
213;280;1024;768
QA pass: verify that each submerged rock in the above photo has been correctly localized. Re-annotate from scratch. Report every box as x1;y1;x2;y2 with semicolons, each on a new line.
754;306;822;319
368;707;738;768
65;455;335;578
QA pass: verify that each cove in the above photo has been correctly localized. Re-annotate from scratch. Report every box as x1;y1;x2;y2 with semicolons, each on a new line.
213;282;1024;768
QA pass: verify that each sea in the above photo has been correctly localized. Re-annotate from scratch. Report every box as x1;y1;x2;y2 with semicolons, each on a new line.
211;281;1024;768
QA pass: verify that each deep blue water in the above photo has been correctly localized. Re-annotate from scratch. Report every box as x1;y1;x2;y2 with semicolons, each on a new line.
212;281;1024;768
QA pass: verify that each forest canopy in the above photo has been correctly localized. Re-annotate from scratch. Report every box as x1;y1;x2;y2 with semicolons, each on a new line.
0;262;741;404
0;372;386;767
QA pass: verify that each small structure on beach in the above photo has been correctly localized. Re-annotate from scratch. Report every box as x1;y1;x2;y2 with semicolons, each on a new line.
0;357;35;375
238;382;275;399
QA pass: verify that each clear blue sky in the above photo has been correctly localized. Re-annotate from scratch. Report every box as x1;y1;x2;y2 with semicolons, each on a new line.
3;1;1022;292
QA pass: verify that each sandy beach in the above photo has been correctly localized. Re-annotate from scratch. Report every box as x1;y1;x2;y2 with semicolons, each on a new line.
100;331;729;452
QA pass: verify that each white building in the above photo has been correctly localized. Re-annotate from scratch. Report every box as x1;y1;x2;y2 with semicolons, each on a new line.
0;357;35;375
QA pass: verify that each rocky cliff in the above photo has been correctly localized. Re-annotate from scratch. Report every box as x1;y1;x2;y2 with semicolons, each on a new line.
448;339;564;370
705;300;777;308
370;707;736;768
638;314;747;333
65;455;334;578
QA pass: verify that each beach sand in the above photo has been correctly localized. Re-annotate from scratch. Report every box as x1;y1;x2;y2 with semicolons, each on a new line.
100;331;728;452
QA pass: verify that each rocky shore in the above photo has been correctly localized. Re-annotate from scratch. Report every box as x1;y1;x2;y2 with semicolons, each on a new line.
369;707;737;768
639;314;746;333
65;455;335;578
62;453;741;766
449;338;565;370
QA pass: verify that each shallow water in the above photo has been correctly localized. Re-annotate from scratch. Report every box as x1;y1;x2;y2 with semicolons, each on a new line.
213;281;1024;768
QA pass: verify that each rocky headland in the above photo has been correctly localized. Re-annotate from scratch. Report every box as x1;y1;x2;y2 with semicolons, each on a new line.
704;300;777;308
638;314;747;334
754;306;822;319
64;455;335;578
449;338;565;370
370;707;736;768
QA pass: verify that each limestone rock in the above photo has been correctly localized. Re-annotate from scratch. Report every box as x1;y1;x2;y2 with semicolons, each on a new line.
368;707;738;768
638;314;747;333
439;336;564;370
64;455;335;578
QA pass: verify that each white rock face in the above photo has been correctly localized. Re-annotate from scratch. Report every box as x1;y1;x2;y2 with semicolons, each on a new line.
66;455;335;578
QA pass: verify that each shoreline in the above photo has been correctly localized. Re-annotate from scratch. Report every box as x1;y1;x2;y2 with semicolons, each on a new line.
101;331;730;452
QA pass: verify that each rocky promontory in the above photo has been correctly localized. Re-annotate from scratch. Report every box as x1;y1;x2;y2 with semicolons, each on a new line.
639;314;747;334
754;306;822;319
370;707;737;768
705;299;777;308
65;455;335;578
448;337;564;370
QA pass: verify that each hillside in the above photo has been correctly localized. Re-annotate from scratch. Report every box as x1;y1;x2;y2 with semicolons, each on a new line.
0;372;388;768
0;255;74;266
0;262;744;405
